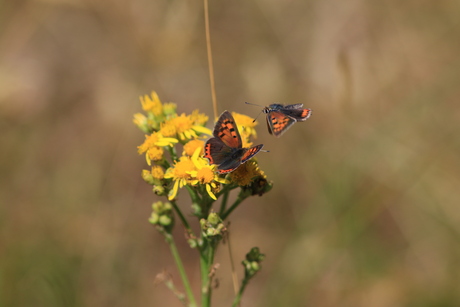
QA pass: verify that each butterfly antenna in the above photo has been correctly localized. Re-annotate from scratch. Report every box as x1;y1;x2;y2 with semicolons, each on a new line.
244;102;264;123
245;101;264;108
260;149;270;153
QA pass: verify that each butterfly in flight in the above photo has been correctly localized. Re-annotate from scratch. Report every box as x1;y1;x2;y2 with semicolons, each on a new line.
204;111;264;174
246;102;312;137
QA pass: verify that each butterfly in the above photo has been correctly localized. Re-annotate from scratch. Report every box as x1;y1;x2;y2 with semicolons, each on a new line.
204;110;264;174
246;102;312;137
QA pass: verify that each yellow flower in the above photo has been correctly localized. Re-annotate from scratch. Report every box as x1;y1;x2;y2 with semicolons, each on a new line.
190;109;209;126
159;120;177;138
229;160;265;186
163;102;177;116
133;113;148;132
138;132;179;165
189;148;229;200
160;112;212;141
140;91;163;116
164;156;197;200
151;165;165;180
183;139;205;156
232;112;258;139
141;166;165;185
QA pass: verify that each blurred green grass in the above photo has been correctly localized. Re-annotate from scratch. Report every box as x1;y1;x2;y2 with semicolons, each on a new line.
1;0;460;306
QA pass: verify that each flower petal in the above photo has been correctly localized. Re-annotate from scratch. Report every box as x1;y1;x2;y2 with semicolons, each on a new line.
206;184;217;200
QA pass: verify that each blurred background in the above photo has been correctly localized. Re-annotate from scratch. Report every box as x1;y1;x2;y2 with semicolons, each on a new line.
1;0;460;306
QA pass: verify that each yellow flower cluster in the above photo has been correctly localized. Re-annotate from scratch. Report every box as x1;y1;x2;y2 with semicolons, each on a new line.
165;148;229;200
135;91;269;202
135;91;229;200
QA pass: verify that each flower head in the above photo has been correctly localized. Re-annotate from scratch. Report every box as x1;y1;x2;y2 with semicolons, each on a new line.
161;112;212;141
138;132;178;165
141;91;163;116
183;139;205;156
133;113;149;133
229;160;265;187
232;112;258;139
189;148;229;200
164;156;196;200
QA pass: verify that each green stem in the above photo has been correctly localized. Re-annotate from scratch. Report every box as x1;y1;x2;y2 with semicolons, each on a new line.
167;146;178;162
200;185;214;218
170;200;193;235
163;277;187;305
200;242;216;307
221;189;251;220
215;183;237;198
165;234;197;307
231;278;249;307
185;185;201;203
218;189;230;217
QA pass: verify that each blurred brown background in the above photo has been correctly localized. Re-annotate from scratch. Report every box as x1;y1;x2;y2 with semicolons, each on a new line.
2;0;460;306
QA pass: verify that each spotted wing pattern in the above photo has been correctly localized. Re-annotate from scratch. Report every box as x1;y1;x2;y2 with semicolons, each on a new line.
266;111;296;137
212;110;242;148
264;103;311;137
204;110;264;174
278;104;311;121
204;137;232;166
241;144;264;164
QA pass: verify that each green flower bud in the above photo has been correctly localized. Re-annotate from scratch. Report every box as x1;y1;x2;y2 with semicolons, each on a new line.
159;215;172;226
250;261;260;272
188;238;198;249
242;247;265;278
149;212;160;225
153;185;166;196
142;169;155;185
207;212;221;226
163;202;172;211
152;201;163;212
200;218;207;228
191;203;202;216
206;228;216;237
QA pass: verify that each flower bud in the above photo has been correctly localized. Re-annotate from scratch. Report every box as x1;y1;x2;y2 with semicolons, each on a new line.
159;215;172;226
149;212;160;225
200;212;226;240
153;185;166;196
142;169;155;185
207;212;221;226
242;247;265;277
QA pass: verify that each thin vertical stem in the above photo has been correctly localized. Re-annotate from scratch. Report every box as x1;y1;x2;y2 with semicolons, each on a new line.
200;245;214;307
170;200;193;235
218;189;230;217
226;233;240;295
166;234;197;307
231;278;249;307
204;0;218;120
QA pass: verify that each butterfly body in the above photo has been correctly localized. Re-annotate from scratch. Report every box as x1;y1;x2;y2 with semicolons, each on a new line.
204;111;263;174
263;103;311;137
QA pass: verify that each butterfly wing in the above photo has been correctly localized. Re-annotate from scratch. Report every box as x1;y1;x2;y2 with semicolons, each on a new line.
204;137;234;166
213;111;242;148
282;103;304;109
266;110;296;137
241;144;264;164
218;144;264;173
207;110;264;173
216;154;244;174
282;108;311;121
276;104;311;122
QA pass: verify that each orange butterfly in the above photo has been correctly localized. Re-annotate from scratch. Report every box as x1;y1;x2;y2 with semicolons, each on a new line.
246;102;312;137
204;111;264;174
